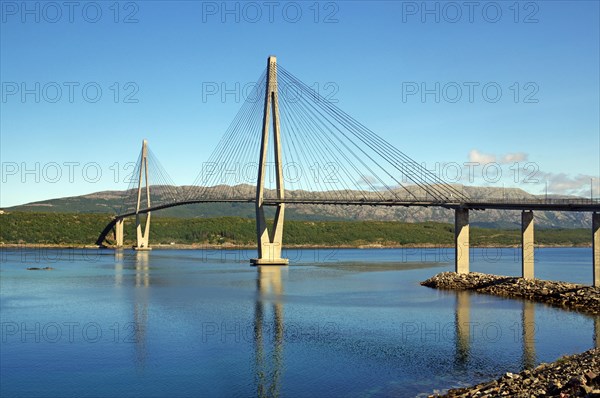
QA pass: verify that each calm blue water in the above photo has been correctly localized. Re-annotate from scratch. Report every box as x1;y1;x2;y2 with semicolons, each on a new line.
1;247;598;397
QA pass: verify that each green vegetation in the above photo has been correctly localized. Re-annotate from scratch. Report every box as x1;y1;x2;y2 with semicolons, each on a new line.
0;212;592;247
0;212;115;245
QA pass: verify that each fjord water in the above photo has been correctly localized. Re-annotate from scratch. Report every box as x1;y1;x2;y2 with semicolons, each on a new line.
1;247;597;397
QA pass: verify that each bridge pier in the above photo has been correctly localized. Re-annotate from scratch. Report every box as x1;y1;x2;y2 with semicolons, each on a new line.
455;208;469;274
593;212;599;287
115;218;124;247
135;214;151;250
521;210;534;279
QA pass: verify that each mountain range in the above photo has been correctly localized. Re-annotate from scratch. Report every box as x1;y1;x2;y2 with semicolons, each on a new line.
6;185;592;229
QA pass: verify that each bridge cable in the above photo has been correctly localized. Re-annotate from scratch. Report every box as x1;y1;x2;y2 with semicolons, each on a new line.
279;65;467;202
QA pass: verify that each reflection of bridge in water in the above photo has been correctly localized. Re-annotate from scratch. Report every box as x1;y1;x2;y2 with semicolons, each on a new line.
454;291;537;369
251;269;599;388
95;56;600;285
114;250;149;369
111;255;599;391
254;266;284;397
114;254;287;394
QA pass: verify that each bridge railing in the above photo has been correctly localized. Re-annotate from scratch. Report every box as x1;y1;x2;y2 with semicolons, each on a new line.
465;198;600;205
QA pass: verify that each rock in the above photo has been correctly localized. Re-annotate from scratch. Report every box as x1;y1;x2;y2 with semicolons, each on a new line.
585;370;597;383
549;381;563;392
567;376;583;388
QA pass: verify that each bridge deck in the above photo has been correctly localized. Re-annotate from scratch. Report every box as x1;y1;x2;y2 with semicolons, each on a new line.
116;198;600;218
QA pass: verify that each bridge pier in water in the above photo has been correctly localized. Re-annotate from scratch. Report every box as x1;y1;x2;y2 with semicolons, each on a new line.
518;209;600;286
135;214;151;250
251;56;288;266
115;218;124;247
453;207;600;286
521;210;534;280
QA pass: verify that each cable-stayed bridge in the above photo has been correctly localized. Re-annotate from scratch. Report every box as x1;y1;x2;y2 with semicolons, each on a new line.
97;56;600;285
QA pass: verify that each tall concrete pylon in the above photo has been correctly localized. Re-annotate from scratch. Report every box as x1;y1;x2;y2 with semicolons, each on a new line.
135;139;152;251
251;56;288;265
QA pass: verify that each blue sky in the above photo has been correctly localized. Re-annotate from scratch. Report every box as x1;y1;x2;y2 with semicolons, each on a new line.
1;0;599;207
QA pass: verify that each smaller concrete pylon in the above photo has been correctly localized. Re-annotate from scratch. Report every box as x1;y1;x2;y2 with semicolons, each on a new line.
455;208;469;274
521;210;534;279
115;218;124;247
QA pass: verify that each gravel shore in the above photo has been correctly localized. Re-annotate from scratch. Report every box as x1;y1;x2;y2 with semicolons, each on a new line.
421;272;600;315
434;348;600;397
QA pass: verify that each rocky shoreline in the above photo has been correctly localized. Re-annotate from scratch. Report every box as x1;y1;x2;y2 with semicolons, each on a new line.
421;272;600;316
435;348;599;397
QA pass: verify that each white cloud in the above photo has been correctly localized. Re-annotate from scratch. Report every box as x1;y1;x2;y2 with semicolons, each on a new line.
539;172;596;197
357;175;379;186
468;149;496;164
460;149;597;197
468;150;529;164
501;152;528;163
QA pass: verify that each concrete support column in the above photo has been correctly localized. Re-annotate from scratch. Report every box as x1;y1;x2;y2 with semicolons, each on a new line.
455;208;469;274
521;210;534;280
115;218;124;247
593;212;599;287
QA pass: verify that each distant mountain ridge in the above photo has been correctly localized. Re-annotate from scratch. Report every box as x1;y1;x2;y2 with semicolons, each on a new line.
6;185;592;229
